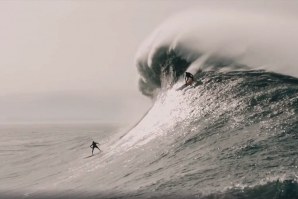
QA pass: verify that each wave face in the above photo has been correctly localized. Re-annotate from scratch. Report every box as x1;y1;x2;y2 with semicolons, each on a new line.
13;74;298;199
104;70;298;198
130;12;298;197
18;70;298;199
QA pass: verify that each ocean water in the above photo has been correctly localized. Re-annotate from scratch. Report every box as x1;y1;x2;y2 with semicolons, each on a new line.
1;70;298;199
1;4;298;198
104;70;298;199
0;123;121;198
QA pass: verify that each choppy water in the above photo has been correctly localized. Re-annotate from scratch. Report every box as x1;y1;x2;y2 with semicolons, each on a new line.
105;70;298;199
2;70;298;199
0;123;120;198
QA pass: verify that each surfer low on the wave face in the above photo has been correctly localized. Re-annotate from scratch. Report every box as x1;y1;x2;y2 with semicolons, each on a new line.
90;141;101;155
185;72;194;85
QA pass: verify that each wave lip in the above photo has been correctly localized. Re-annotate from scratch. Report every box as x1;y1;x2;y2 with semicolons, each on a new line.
136;49;190;97
135;9;298;97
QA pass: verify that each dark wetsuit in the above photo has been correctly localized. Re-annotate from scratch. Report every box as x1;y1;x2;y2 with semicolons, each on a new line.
185;72;194;85
90;141;101;155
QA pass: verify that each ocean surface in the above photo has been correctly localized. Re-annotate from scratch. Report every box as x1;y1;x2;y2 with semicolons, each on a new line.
0;123;121;198
1;5;297;198
1;70;298;199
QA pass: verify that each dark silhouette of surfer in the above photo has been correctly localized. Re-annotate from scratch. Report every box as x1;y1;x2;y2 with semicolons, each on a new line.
185;72;194;85
90;141;101;155
176;72;195;91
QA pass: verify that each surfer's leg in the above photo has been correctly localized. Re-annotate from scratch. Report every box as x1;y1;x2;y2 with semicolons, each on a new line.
92;147;94;155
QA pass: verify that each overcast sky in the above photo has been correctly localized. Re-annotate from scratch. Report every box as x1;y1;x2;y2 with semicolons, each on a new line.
0;0;296;124
0;0;201;124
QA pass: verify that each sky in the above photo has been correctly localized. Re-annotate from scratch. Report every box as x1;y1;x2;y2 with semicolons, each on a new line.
0;0;297;124
0;0;202;124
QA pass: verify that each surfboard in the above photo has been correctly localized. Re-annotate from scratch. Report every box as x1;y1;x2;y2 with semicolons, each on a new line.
176;84;188;91
84;152;101;159
176;80;193;91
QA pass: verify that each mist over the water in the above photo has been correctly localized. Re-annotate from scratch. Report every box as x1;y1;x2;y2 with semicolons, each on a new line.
136;7;298;97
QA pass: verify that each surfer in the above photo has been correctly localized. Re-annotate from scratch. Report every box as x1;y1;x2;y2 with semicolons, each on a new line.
90;141;101;155
176;72;195;91
185;72;194;85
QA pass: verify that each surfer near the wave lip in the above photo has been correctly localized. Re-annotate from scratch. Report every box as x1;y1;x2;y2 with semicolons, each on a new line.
185;72;194;85
90;141;101;155
176;71;195;91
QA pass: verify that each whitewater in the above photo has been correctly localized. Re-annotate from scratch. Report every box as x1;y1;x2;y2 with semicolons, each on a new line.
2;6;298;199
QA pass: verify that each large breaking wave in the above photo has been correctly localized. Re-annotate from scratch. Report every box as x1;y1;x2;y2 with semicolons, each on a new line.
107;70;298;199
22;70;298;199
16;69;298;199
107;8;298;198
13;7;298;199
136;9;298;97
